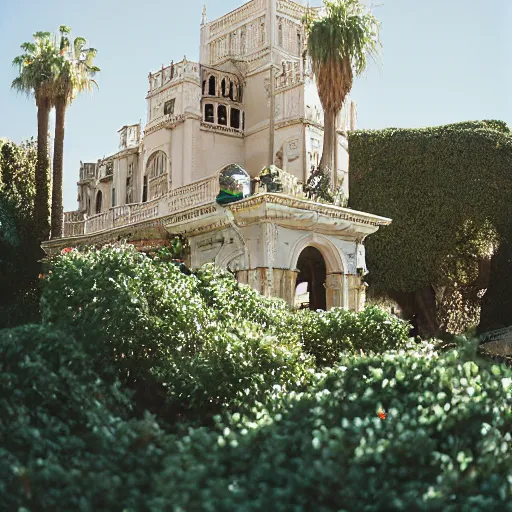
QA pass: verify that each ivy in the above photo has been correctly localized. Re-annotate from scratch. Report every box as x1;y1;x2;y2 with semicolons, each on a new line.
348;121;512;335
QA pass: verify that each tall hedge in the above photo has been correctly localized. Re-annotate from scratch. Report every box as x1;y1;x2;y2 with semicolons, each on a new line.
0;138;42;328
348;121;512;336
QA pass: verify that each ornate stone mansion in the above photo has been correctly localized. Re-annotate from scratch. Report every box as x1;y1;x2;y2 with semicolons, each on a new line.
42;0;391;311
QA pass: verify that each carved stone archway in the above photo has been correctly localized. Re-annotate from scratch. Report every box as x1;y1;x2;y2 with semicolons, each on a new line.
290;233;346;310
295;246;327;310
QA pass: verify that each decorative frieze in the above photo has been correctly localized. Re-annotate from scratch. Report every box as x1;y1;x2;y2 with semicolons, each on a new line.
209;14;266;64
200;122;244;137
227;194;392;227
276;0;309;21
208;0;265;38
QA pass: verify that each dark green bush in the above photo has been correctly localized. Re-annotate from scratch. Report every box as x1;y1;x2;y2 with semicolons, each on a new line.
153;345;512;512
0;324;168;511
295;305;410;366
349;121;512;336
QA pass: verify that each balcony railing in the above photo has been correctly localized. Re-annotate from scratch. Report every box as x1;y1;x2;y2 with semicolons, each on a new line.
168;174;220;213
62;168;308;239
61;174;221;237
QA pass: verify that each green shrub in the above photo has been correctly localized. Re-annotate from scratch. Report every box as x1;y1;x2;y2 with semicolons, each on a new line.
194;263;293;333
41;244;210;384
41;245;314;421
153;345;512;511
0;324;169;511
296;305;410;366
157;318;315;419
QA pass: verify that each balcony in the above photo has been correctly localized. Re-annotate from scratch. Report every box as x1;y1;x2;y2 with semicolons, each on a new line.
62;173;221;238
61;167;312;240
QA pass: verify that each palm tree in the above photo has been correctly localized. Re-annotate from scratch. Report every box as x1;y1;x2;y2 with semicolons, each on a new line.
51;26;99;238
12;32;60;240
306;0;381;186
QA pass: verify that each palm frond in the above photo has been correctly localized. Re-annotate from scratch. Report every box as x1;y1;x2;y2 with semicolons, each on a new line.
306;0;381;112
73;37;87;60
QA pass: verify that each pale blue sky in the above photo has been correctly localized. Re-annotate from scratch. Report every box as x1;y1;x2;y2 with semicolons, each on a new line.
0;0;510;211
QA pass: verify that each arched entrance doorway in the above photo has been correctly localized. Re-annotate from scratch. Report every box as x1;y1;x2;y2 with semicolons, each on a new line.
295;246;327;310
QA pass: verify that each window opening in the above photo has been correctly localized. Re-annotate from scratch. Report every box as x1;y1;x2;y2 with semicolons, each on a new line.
218;105;227;126
230;108;240;129
208;75;216;96
205;104;215;123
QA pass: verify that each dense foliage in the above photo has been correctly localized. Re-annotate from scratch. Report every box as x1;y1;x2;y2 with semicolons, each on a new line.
348;120;512;336
41;246;314;422
0;324;169;511
3;245;511;510
296;306;410;366
0;139;42;328
155;344;512;511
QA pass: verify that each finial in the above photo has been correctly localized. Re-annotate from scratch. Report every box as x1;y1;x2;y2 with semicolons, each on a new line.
201;4;207;25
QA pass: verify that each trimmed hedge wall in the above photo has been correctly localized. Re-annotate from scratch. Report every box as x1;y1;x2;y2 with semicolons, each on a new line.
348;120;512;334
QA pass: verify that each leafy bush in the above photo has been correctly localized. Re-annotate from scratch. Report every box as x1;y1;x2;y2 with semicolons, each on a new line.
158;319;315;419
295;305;410;366
194;263;292;333
41;245;314;421
41;244;209;383
153;344;512;511
0;324;168;511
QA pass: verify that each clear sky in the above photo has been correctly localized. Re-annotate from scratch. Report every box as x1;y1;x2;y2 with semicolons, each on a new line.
0;0;510;211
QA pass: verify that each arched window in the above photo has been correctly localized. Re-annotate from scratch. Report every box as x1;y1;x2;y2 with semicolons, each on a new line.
208;75;216;96
297;32;302;55
205;104;214;123
146;151;167;179
229;81;234;100
221;78;227;97
95;190;102;214
230;108;240;129
218;105;227;126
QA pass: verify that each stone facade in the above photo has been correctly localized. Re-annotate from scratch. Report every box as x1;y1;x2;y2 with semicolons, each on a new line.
44;0;390;312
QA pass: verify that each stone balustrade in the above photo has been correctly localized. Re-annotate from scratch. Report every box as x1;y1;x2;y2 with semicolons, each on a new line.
148;59;200;93
62;169;313;238
276;61;303;90
79;163;97;182
168;174;219;213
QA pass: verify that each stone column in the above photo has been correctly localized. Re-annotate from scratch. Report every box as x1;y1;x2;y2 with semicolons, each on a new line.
325;273;344;310
273;268;299;306
236;267;299;306
346;274;366;313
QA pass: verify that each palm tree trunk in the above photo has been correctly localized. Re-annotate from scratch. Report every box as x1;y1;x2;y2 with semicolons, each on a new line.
35;98;51;241
51;97;66;238
319;107;335;176
333;112;338;190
